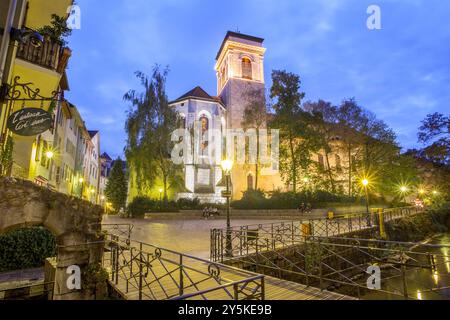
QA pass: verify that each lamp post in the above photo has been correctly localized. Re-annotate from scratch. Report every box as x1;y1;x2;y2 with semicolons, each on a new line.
362;179;371;227
221;159;234;257
400;186;408;204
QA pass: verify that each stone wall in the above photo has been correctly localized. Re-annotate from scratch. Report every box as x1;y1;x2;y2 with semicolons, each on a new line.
0;177;104;300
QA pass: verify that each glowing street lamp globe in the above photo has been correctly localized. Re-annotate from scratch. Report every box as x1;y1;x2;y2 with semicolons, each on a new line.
221;159;234;174
362;179;369;187
45;151;54;159
400;186;408;193
79;178;84;184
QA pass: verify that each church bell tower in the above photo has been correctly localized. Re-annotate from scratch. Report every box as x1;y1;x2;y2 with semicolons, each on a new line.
215;31;266;129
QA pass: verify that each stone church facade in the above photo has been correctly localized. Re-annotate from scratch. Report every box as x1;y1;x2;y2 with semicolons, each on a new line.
170;31;285;203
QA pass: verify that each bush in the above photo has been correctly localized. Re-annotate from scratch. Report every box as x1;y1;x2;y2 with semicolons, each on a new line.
0;227;56;272
176;198;201;210
127;196;156;218
127;197;181;217
232;190;360;210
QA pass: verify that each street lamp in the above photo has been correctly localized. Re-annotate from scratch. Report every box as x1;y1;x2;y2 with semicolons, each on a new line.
362;179;371;227
400;186;408;203
45;151;54;159
221;159;234;257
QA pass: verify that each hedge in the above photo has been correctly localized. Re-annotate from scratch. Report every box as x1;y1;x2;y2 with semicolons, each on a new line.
0;227;56;272
231;189;366;210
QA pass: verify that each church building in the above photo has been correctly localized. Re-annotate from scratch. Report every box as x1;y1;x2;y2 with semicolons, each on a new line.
170;31;285;203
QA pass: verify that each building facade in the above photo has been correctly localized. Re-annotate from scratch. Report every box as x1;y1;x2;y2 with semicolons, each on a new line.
170;32;286;203
0;0;106;205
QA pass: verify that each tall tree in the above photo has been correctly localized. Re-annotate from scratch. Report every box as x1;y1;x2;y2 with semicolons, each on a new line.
105;158;128;213
418;113;450;165
124;66;182;202
335;98;365;196
242;85;267;190
269;70;318;192
304;100;339;193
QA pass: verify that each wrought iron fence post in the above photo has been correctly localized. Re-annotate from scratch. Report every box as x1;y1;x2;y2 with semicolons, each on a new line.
138;243;143;300
233;283;239;300
240;230;243;256
319;240;324;291
292;221;295;245
261;277;265;300
179;255;184;296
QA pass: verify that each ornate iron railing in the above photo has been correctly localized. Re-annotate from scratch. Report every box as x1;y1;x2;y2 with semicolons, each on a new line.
102;234;265;300
211;207;422;262
102;223;134;244
216;235;450;300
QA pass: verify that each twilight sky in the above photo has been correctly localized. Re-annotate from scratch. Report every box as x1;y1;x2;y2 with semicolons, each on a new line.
65;0;450;159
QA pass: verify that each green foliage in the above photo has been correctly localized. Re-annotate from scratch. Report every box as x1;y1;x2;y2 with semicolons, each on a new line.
269;70;321;193
418;113;449;165
0;227;56;272
232;190;361;210
37;14;72;46
105;158;128;213
82;263;109;300
176;198;201;210
124;67;183;203
0;137;14;176
385;207;450;242
127;196;157;218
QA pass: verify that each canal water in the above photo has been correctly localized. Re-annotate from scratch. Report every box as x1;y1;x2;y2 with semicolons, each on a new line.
363;233;450;300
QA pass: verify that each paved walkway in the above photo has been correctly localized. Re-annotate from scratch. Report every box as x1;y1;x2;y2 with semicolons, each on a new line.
103;216;289;259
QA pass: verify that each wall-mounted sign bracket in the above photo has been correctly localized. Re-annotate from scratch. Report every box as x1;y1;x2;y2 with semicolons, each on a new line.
0;76;59;103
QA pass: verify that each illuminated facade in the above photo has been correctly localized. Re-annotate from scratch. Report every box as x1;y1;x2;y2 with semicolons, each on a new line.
170;32;285;203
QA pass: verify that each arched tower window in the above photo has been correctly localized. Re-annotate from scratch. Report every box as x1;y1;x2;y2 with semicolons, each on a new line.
247;173;254;190
242;57;252;80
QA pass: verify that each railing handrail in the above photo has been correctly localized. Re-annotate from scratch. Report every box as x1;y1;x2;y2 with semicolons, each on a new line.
169;275;264;300
213;206;418;233
106;234;263;280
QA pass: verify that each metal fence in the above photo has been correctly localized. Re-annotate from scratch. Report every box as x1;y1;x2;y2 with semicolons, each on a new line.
211;207;422;262
102;234;265;300
0;282;54;300
221;235;450;300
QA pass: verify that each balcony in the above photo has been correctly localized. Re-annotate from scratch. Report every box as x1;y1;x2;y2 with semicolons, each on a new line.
16;33;71;73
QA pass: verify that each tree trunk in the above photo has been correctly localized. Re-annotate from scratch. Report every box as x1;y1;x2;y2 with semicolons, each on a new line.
289;132;297;193
348;143;352;197
325;152;336;193
163;175;168;204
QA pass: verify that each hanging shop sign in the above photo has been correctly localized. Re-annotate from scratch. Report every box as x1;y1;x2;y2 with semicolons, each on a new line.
7;108;53;136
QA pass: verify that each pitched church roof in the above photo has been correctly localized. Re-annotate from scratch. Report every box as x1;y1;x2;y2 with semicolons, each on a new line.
170;86;225;107
216;31;265;60
178;86;212;101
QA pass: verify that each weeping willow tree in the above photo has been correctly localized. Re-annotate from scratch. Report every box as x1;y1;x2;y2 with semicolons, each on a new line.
124;66;183;203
